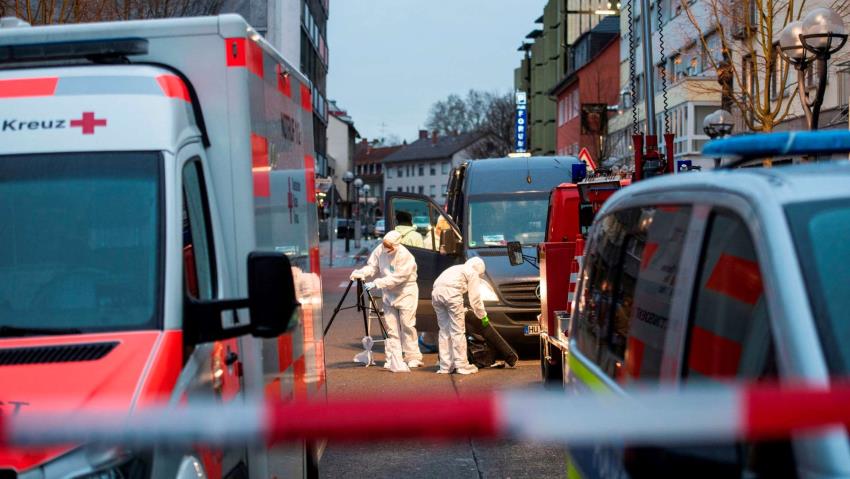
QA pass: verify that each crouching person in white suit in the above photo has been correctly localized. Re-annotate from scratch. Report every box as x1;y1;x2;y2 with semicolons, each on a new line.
431;257;488;375
350;231;424;372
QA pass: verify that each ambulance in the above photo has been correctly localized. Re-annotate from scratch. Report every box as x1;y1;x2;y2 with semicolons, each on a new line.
0;14;325;478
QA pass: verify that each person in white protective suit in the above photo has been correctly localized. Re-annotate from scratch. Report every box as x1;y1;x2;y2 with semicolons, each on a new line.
350;231;424;372
431;257;488;375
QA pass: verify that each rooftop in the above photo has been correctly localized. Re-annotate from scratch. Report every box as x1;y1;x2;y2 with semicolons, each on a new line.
384;131;483;163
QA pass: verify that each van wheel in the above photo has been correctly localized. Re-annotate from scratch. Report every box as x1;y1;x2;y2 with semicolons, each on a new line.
540;339;563;386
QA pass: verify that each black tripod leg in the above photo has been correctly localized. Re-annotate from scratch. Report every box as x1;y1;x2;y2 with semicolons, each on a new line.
365;290;389;339
358;281;371;336
322;280;355;337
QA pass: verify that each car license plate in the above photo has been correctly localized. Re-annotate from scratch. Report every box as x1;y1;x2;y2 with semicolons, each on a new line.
524;324;540;336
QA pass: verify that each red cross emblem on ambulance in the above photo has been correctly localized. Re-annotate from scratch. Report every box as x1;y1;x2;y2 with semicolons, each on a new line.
70;112;107;134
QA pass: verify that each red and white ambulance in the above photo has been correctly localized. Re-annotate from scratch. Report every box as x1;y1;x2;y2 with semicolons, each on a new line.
0;14;325;478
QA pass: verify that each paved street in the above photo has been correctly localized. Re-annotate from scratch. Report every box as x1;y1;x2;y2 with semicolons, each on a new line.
318;266;567;479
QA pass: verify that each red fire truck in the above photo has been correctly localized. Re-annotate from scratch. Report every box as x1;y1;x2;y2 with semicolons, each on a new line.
508;174;629;384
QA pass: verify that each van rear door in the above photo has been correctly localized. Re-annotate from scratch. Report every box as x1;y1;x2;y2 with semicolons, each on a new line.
384;192;463;329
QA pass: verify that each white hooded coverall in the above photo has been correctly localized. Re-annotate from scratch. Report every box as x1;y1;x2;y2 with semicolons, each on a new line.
352;231;422;371
432;257;487;371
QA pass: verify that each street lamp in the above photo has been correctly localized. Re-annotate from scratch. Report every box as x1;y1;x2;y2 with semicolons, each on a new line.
353;177;363;247
779;8;847;130
703;109;734;168
361;184;372;236
342;171;354;253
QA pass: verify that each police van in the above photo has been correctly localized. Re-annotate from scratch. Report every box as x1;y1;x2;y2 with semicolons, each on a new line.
564;131;850;478
0;15;324;478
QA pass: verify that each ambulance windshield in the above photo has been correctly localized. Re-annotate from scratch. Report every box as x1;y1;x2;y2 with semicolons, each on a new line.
0;152;161;336
786;198;850;373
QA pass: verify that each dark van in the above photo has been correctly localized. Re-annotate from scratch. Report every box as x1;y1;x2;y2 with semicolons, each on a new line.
384;156;579;349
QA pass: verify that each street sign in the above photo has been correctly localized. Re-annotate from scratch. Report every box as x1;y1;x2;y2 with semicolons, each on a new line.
514;91;528;153
577;147;596;172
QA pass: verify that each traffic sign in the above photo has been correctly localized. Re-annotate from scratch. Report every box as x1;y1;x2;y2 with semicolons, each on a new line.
578;147;597;172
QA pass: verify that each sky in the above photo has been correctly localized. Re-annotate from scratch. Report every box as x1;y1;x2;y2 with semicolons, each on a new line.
328;0;547;143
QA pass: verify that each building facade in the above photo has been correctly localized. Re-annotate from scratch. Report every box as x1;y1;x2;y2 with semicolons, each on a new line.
515;0;613;156
551;17;620;163
354;140;402;220
327;101;358;196
383;131;485;205
223;0;330;177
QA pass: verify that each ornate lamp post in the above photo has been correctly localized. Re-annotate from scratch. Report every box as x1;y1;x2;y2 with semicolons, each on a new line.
342;171;354;253
353;177;363;248
779;8;847;130
703;109;734;167
361;184;371;237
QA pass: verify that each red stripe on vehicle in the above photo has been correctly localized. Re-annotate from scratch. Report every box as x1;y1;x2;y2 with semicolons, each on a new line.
265;393;499;444
225;38;246;67
744;383;850;440
247;40;264;78
625;336;645;380
276;64;292;97
300;83;312;112
304;154;316;204
310;246;321;275
155;75;190;102
0;77;57;98
688;326;742;378
705;254;763;305
658;205;680;213
251;133;270;198
640;242;659;271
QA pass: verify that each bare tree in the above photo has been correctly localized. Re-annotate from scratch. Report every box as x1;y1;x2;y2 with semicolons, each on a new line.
677;0;850;131
0;0;223;24
426;90;514;158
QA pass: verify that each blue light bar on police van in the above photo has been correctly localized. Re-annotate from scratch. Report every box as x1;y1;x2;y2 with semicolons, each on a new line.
0;38;148;63
703;130;850;160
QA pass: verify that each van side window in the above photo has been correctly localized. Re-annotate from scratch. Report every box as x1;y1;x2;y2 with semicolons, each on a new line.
574;206;691;382
182;160;216;300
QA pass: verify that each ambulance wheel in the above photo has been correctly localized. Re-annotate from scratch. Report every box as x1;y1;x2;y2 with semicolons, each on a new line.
540;339;563;386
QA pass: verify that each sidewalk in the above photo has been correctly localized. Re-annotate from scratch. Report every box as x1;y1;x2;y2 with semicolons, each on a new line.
320;237;379;268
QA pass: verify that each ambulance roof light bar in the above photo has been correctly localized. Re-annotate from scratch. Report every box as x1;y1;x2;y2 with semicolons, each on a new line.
0;38;148;64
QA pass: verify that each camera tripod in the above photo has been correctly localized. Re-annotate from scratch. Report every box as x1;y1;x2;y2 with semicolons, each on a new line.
323;279;388;366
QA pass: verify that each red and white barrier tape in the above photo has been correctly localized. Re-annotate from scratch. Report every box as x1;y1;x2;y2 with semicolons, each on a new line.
2;383;849;447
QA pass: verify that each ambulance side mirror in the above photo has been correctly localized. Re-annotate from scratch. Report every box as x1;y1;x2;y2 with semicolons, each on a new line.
247;252;300;338
184;252;299;345
507;241;524;266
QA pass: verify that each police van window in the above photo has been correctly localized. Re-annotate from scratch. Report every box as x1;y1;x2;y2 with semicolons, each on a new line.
573;211;635;364
598;206;691;382
683;210;795;477
182;160;216;300
685;210;769;381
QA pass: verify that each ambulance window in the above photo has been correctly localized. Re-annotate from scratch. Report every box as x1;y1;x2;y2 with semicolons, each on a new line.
182;160;216;300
